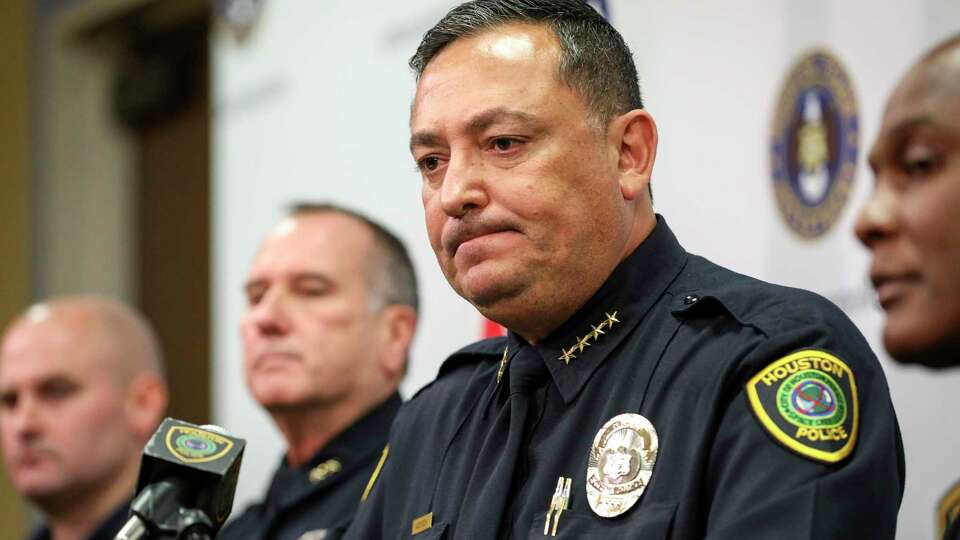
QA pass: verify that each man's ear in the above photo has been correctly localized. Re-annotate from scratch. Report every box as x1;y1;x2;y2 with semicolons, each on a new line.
126;372;169;442
609;109;658;201
377;305;418;382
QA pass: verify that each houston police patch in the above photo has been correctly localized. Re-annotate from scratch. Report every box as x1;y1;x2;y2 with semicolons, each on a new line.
938;479;960;538
746;349;858;463
770;50;858;238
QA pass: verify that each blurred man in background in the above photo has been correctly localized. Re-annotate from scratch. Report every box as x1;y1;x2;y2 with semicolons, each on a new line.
221;203;418;540
0;296;169;540
855;33;960;540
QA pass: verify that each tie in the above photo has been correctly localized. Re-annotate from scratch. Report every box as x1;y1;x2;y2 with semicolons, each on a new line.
457;346;550;539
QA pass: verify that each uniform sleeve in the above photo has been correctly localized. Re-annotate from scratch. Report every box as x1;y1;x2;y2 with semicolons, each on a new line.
701;316;905;539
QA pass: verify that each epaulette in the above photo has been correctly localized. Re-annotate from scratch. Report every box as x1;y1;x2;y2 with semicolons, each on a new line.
669;255;842;339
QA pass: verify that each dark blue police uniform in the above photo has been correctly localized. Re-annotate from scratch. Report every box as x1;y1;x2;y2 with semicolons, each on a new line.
29;502;128;540
222;393;400;540
346;218;904;539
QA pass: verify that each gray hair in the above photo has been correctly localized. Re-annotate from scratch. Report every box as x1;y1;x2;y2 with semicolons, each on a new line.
288;202;419;314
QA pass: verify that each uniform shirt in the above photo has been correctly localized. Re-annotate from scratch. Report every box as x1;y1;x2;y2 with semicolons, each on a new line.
222;393;401;540
947;519;960;540
346;217;905;539
29;502;128;540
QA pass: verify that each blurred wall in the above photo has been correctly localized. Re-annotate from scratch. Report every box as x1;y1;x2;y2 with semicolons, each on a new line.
0;0;33;535
211;1;960;538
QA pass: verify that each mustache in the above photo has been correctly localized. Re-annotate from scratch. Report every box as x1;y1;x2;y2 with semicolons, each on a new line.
441;216;522;254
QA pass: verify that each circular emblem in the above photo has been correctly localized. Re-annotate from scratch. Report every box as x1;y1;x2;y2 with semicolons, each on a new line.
175;434;218;458
777;370;847;429
586;413;658;518
770;49;858;238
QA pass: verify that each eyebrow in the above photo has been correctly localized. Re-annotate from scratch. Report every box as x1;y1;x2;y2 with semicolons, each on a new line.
243;272;332;294
409;107;544;153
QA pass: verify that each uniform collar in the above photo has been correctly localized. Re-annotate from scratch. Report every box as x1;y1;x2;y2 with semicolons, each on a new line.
30;500;130;540
265;393;401;510
506;215;687;404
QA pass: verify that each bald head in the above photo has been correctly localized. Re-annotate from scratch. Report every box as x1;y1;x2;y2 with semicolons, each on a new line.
0;296;168;519
4;296;165;385
856;34;960;368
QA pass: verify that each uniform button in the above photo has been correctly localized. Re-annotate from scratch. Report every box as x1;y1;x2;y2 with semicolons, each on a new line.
683;295;700;305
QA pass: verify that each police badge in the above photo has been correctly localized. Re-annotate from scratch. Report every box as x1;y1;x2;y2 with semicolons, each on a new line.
586;413;658;518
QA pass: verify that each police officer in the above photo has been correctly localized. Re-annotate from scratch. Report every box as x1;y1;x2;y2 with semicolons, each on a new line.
0;296;169;540
855;34;960;540
345;1;905;539
221;203;418;540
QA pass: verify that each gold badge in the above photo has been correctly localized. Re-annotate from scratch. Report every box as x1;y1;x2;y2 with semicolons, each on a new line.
586;413;658;518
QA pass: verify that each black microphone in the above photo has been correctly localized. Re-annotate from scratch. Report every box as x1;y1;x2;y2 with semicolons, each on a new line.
116;418;246;540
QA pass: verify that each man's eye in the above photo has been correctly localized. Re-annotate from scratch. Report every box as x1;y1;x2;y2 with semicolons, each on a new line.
300;287;327;297
0;392;16;410
418;156;441;172
903;156;938;177
491;138;520;152
42;380;78;401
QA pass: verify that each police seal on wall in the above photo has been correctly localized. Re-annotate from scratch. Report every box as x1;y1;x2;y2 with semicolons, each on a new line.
770;50;858;238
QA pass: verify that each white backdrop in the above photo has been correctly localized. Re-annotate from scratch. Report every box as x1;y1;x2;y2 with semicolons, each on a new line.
211;2;960;537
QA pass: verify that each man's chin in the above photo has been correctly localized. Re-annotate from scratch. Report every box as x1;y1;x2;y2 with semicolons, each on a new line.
456;270;526;309
884;334;960;369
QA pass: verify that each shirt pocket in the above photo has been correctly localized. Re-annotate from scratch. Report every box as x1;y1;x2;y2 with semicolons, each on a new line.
527;502;677;540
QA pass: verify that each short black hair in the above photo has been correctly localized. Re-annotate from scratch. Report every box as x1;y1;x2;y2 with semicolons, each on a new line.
288;202;419;314
410;0;643;125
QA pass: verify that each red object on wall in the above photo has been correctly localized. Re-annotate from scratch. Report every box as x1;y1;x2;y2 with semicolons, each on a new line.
482;318;507;338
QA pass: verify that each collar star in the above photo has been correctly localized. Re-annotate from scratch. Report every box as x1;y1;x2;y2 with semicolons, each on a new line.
576;336;591;353
589;324;606;340
556;309;621;364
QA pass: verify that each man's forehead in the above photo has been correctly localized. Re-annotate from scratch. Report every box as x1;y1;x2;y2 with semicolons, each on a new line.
250;214;372;277
0;323;90;384
427;23;558;71
413;23;561;106
877;55;960;136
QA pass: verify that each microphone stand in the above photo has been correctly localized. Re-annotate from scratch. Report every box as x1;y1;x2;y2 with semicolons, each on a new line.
115;480;216;540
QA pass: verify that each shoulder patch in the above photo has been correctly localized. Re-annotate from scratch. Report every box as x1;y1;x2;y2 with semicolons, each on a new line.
938;479;960;537
745;349;858;464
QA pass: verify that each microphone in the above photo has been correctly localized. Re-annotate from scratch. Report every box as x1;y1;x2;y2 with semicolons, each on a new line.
116;418;246;540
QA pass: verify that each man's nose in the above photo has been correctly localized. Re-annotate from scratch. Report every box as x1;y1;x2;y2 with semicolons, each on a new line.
440;151;489;218
854;180;899;248
7;394;42;440
249;290;291;336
